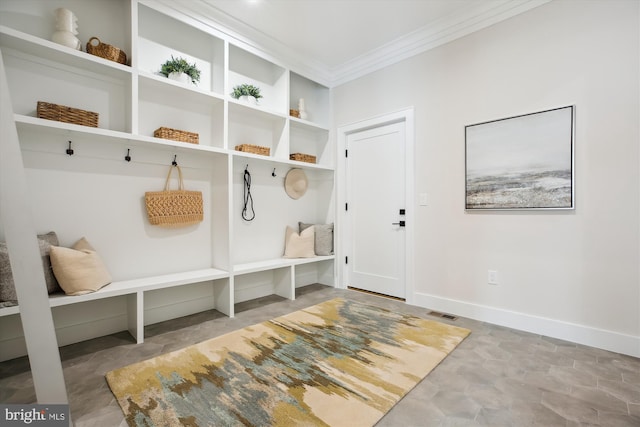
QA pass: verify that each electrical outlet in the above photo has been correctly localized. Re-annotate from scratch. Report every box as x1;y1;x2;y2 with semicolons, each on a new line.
488;270;498;285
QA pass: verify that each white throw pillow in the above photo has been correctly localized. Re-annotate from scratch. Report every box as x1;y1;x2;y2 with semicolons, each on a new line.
283;226;315;258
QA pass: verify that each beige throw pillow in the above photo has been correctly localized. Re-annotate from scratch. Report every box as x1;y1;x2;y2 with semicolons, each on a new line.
283;225;315;258
50;237;112;296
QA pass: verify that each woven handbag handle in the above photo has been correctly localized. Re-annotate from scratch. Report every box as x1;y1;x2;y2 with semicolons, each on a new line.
87;37;101;47
163;165;185;191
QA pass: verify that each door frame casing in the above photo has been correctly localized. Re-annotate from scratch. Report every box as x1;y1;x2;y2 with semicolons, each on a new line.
336;107;415;304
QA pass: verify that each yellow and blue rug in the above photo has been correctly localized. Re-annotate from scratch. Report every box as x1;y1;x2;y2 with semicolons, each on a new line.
106;298;470;426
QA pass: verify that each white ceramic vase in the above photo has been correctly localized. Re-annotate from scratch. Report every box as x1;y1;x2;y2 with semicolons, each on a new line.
51;8;81;50
298;98;308;120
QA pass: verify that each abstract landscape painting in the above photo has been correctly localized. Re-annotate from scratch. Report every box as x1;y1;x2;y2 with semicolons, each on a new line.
465;106;574;210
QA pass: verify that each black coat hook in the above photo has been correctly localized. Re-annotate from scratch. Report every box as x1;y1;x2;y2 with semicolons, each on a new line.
125;148;131;162
172;155;178;166
66;141;74;156
272;168;276;177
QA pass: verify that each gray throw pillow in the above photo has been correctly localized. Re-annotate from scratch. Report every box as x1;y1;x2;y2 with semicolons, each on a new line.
0;232;61;303
299;222;334;256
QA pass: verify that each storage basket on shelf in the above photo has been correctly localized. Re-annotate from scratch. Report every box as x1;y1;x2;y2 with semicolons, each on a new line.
154;127;199;144
235;144;270;156
37;101;99;127
86;37;127;65
289;153;316;164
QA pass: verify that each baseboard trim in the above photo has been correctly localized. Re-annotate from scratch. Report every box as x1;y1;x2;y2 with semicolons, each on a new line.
413;292;640;358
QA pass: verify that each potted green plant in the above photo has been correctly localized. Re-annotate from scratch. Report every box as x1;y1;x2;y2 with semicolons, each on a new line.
160;56;201;85
231;84;262;105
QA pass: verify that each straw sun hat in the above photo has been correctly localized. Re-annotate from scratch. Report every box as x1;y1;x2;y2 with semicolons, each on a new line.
284;168;308;199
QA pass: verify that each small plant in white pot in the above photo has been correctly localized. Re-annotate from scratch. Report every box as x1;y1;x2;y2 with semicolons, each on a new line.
160;56;201;85
231;84;262;105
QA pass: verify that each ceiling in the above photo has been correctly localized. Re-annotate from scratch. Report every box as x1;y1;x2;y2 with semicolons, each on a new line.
164;0;550;86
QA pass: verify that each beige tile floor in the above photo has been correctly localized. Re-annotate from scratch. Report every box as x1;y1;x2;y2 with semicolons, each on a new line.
1;284;639;426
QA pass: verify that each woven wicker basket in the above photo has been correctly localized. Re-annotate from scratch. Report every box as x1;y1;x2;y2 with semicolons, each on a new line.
37;101;99;127
145;165;203;227
154;127;199;144
235;144;270;156
86;37;127;65
289;109;300;118
289;153;316;164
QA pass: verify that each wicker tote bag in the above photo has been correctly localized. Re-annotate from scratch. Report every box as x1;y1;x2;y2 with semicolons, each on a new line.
145;165;203;227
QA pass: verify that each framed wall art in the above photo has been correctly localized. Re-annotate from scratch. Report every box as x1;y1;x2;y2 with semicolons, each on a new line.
465;105;575;210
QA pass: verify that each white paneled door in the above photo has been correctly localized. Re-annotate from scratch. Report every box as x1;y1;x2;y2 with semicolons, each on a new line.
346;121;406;299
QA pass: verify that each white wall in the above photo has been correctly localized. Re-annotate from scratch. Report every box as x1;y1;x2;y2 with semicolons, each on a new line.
332;0;639;356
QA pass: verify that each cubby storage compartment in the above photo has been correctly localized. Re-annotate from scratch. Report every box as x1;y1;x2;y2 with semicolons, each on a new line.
138;3;224;94
143;278;230;326
229;44;287;114
229;102;287;159
234;268;294;302
232;159;335;264
290;121;331;167
1;49;132;132
294;258;335;288
290;72;330;127
0;0;131;57
138;74;224;147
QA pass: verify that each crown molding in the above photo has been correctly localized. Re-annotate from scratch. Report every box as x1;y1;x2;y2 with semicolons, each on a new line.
151;0;551;88
329;0;552;87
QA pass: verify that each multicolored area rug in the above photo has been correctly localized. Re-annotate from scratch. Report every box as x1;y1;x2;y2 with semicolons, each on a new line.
106;298;470;427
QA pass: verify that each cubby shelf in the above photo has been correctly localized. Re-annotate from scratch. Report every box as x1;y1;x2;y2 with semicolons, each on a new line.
0;25;132;80
0;0;335;361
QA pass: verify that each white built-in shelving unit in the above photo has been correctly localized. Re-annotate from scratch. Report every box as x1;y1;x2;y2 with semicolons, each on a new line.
0;0;335;362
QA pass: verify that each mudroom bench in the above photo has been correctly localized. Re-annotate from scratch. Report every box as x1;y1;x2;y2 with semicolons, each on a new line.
0;268;230;344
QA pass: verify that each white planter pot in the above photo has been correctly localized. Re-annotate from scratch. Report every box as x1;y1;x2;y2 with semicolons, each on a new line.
168;72;192;85
239;95;258;105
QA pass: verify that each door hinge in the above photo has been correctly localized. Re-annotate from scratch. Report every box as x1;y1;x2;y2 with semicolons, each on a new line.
345;256;348;264
345;203;348;211
345;149;348;158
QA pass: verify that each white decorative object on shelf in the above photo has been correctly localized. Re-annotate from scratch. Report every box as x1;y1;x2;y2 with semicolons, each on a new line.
51;8;81;50
240;95;258;105
168;71;191;85
231;84;262;105
298;98;308;120
160;56;201;86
